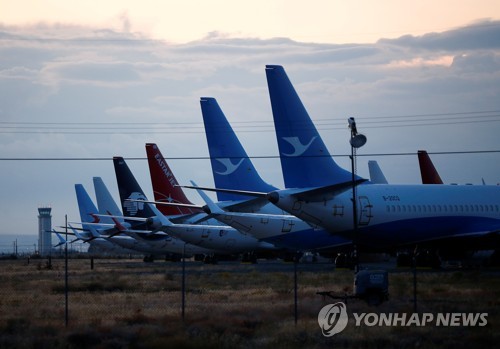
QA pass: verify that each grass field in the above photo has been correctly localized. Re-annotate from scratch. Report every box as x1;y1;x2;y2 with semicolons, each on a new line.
0;256;498;348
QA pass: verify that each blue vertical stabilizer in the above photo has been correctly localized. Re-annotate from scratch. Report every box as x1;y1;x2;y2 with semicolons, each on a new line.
201;97;277;200
265;65;355;187
75;184;100;230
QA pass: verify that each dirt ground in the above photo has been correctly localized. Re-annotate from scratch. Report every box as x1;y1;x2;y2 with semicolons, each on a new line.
0;256;498;348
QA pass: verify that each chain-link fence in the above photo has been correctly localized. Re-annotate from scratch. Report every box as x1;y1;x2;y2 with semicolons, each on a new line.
1;256;498;348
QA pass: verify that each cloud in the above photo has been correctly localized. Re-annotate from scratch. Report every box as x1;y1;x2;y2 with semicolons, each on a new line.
0;20;499;237
40;60;142;87
378;19;500;51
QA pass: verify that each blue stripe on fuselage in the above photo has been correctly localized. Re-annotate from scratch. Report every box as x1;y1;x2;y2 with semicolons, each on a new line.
347;216;499;247
262;228;351;251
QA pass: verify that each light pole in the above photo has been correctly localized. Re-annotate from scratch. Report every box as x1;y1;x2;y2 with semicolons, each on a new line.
347;117;366;273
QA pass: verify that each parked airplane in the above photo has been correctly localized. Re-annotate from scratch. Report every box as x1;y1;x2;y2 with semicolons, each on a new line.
92;176;216;257
74;183;182;256
113;156;274;256
53;225;129;254
190;180;351;251
144;134;351;252
188;65;500;251
263;65;500;248
199;97;352;251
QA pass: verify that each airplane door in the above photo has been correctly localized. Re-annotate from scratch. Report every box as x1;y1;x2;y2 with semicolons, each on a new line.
358;196;373;225
282;219;295;233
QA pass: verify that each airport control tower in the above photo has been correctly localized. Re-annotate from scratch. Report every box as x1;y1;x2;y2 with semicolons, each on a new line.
38;206;52;255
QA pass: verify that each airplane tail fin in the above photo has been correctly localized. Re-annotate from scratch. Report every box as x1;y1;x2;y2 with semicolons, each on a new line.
75;184;99;224
113;156;156;218
417;150;443;184
265;65;355;187
74;183;107;235
93;177;124;220
368;160;388;184
145;143;203;215
200;97;277;201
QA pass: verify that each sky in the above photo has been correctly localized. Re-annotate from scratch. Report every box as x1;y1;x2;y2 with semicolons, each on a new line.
1;0;500;241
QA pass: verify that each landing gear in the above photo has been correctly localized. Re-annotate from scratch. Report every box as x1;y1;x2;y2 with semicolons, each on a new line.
241;252;257;264
397;249;441;268
203;254;218;264
334;252;356;270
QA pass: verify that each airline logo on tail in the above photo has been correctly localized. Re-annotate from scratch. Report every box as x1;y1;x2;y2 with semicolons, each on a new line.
281;136;317;157
154;152;177;187
123;192;147;215
214;158;245;175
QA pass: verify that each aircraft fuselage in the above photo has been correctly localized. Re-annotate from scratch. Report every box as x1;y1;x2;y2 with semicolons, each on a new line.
270;184;500;248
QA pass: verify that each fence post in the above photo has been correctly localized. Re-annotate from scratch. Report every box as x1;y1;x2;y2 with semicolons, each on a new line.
182;244;186;321
65;214;69;327
294;252;298;325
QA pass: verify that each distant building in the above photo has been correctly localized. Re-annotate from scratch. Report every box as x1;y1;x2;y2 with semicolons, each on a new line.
38;206;52;255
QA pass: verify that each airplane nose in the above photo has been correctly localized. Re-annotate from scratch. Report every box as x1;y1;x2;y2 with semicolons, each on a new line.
267;191;280;204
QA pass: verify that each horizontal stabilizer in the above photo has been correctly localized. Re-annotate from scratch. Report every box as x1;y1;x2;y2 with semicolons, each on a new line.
91;213;148;222
53;231;67;247
125;198;203;210
279;179;368;203
179;184;267;198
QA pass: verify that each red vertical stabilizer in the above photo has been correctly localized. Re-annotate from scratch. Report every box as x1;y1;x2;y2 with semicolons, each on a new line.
146;143;202;215
418;150;444;184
